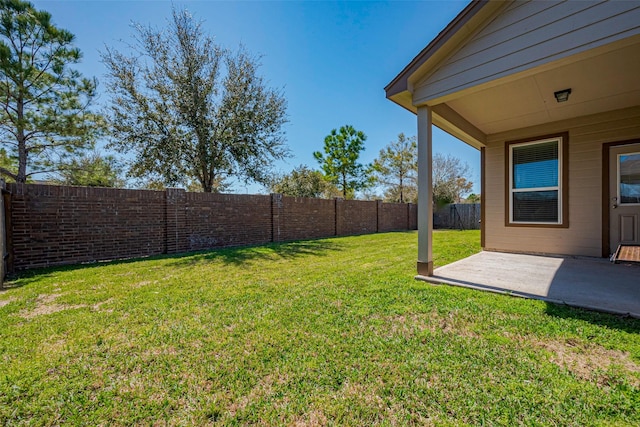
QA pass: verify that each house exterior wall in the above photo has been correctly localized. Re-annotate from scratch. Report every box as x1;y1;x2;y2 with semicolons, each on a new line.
483;106;640;257
414;0;640;104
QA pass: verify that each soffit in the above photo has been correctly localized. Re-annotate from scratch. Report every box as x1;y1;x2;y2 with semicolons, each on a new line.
444;37;640;135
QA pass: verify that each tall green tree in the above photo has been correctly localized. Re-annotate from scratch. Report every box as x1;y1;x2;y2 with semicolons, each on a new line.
372;133;417;203
102;7;289;193
0;0;101;183
313;125;371;199
267;164;340;199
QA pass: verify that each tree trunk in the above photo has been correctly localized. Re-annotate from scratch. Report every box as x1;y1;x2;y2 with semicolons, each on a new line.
342;172;347;198
16;96;27;183
17;137;27;183
201;170;212;192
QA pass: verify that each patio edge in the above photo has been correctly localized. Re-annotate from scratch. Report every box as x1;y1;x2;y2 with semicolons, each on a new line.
415;275;640;319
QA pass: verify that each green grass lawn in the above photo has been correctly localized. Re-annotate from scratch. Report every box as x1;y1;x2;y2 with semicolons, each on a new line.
1;230;639;426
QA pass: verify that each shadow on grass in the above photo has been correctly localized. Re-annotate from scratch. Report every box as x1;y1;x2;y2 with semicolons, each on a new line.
544;302;640;334
2;252;176;290
1;269;55;291
2;238;345;288
167;238;344;268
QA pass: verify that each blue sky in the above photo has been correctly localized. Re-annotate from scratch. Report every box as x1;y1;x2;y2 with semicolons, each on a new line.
32;0;479;195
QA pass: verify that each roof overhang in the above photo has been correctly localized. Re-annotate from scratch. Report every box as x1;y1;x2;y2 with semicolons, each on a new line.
384;0;497;103
385;0;504;148
386;0;640;149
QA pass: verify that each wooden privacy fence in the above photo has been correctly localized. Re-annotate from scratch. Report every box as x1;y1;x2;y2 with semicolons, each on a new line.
2;183;418;273
433;203;481;230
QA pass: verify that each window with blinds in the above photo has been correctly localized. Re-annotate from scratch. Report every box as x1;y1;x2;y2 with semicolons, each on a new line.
509;138;562;224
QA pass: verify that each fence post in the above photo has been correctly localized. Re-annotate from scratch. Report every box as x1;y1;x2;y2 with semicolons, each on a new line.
335;198;344;236
271;193;283;243
165;188;186;254
376;200;383;233
3;184;14;274
0;180;5;287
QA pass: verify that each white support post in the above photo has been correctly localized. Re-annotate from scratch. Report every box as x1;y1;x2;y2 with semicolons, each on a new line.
417;105;433;276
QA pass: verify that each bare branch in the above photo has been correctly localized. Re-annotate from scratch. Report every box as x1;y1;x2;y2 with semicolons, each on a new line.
0;166;17;181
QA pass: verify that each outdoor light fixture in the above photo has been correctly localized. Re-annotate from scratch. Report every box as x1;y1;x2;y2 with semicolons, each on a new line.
554;88;572;103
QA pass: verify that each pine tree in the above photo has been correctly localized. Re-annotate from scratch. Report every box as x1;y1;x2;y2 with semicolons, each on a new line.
0;0;101;182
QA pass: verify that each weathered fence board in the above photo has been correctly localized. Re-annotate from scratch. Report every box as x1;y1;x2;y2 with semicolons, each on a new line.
434;203;481;230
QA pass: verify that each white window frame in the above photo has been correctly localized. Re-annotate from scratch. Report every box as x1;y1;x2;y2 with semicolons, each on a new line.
617;152;640;207
509;137;563;225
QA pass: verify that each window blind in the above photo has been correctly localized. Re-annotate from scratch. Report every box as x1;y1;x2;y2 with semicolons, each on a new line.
513;141;558;189
511;139;560;223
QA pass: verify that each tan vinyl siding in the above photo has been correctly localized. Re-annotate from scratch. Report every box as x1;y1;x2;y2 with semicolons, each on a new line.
414;0;640;104
483;106;640;257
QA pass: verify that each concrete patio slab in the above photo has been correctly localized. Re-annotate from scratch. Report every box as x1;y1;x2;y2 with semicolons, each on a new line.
419;251;640;318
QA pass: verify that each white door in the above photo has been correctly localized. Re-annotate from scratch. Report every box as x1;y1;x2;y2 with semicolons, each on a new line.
609;143;640;253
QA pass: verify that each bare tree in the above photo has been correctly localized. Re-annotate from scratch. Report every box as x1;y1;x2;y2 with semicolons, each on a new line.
432;153;473;205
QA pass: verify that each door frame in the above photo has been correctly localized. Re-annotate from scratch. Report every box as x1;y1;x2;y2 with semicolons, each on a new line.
602;139;640;257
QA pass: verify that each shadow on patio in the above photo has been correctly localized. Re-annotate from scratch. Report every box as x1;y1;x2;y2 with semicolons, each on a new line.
420;251;640;319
